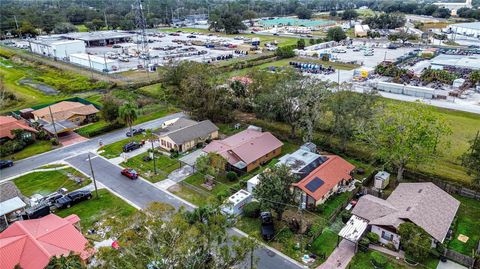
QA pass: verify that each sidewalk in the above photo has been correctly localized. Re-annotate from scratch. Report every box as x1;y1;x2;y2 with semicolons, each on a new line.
317;240;355;269
155;165;193;190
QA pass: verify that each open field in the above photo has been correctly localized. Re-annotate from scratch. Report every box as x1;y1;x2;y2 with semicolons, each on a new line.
13;167;91;197
448;195;480;255
55;189;136;231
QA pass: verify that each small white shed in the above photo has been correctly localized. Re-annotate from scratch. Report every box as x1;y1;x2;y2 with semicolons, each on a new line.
247;174;261;193
374;171;390;190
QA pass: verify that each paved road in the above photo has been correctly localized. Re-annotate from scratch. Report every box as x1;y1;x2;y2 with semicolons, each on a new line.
66;153;303;269
0;112;185;180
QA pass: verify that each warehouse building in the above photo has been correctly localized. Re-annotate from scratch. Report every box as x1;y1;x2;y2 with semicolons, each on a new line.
375;81;436;99
446;21;480;38
431;54;480;71
28;38;85;60
69;53;116;72
61;31;135;47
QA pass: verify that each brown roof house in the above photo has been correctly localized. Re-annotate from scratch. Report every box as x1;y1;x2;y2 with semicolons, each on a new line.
157;118;219;153
351;182;460;250
32;101;99;134
0;116;37;143
203;126;283;173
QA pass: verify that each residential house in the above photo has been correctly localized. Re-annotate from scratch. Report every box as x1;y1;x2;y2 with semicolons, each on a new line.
0;182;28;231
32;101;99;135
292;155;355;207
0;214;93;269
203;126;283;173
351;182;460;250
157;118;219;153
0;116;37;143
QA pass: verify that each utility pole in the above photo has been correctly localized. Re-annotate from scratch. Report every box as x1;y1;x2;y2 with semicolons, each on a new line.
88;154;100;199
151;139;157;175
48;106;59;141
13;15;19;30
384;50;387;61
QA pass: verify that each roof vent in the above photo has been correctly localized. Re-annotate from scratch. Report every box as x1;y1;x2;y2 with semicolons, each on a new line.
418;189;423;193
406;206;411;211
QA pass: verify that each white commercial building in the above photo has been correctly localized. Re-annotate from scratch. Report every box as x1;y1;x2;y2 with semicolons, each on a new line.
69;53;116;72
354;25;370;37
431;54;480;71
29;38;85;60
446;22;480;38
375;81;436;99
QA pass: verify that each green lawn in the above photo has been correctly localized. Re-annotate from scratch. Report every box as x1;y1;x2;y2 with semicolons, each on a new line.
319;192;352;220
167;184;209;207
99;136;145;159
183;172;234;197
121;152;181;183
55;189;137;231
5;140;57;161
348;250;439;269
75;120;111;137
310;228;338;258
448;195;480;255
13;167;91;197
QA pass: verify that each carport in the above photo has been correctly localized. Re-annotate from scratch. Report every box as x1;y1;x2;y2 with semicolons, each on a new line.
337;215;369;253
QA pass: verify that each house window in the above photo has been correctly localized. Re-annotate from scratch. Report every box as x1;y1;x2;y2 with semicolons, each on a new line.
381;231;393;241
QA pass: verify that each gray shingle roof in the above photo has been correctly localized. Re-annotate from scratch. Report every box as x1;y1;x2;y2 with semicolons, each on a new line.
0;182;24;203
352;183;460;243
164;120;218;145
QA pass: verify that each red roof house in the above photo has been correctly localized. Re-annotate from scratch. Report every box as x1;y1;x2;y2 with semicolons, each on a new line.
293;155;355;207
0;116;37;140
203;128;283;173
0;214;93;269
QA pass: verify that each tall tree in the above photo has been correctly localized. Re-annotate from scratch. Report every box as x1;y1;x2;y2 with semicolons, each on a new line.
96;203;258;268
461;131;480;186
398;223;431;262
100;94;120;123
327;27;346;42
295;6;312;19
118;102;138;136
254;164;297;220
327;87;378;151
359;101;451;182
46;253;85;269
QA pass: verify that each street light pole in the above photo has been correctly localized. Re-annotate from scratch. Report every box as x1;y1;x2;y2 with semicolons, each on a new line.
88;153;99;199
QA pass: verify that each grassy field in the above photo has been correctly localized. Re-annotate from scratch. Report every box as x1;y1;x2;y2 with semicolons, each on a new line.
448;195;480;255
310;228;338;257
167;183;210;207
75;120;112;137
13;167;91;197
121;152;181;183
55;189;136;231
4;140;57;161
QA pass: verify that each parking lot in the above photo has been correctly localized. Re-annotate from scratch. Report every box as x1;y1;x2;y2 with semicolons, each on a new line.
86;32;253;71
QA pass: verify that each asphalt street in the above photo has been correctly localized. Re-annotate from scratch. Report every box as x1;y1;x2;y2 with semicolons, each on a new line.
66;153;303;269
0;112;185;180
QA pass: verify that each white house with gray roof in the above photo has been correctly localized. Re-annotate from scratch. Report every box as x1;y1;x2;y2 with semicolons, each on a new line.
351;182;460;250
157;118;218;153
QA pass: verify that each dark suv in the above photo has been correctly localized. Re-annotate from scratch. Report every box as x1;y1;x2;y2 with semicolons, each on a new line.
260;212;275;241
126;128;145;137
123;141;142;152
0;160;13;169
55;190;92;209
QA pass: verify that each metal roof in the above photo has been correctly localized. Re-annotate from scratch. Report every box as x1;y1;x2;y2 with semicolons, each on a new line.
431;54;480;70
62;30;135;41
0;197;26;216
451;22;480;31
338;215;369;243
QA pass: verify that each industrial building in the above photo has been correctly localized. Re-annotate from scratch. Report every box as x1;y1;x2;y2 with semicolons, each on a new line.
61;31;135;47
354;25;370;37
375;81;436;99
431;54;480;71
69;53;116;72
446;22;480;38
28;38;85;60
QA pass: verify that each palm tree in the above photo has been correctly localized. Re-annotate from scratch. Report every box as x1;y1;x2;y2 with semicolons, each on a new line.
119;102;138;137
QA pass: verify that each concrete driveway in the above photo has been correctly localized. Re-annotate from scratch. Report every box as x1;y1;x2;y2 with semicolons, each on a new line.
436;260;468;269
317;239;356;269
58;131;88;146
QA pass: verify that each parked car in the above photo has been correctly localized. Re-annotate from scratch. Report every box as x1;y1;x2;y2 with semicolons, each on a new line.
121;168;139;179
55;190;92;209
123;141;143;152
260;212;275;241
126;128;145;137
0;160;13;169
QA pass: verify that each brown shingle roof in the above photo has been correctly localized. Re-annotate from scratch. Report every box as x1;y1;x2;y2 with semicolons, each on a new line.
32;101;99;123
352;183;460;242
0;116;37;139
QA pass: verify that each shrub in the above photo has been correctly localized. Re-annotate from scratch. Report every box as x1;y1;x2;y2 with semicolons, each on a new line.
314;204;325;213
386;242;397;251
226;171;238;182
358;238;370;252
340;210;352;223
216;190;230;201
307;221;326;238
367;232;380;244
50;138;59;146
230;183;241;193
243;201;261;218
239;178;248;188
370;252;388;269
